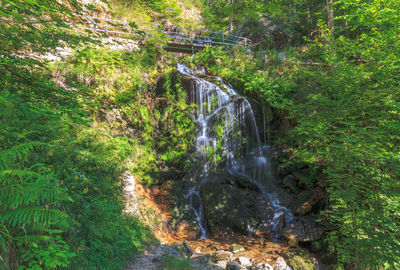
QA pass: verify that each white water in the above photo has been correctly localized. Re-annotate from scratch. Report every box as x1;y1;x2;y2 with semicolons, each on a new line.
177;63;293;238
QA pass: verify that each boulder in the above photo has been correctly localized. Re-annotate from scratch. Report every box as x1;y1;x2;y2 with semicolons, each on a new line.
226;261;246;270
200;175;274;235
154;244;181;258
251;263;273;270
191;253;211;269
279;217;324;242
212;250;233;262
283;248;317;270
237;256;251;267
184;240;195;254
230;244;245;253
273;257;287;270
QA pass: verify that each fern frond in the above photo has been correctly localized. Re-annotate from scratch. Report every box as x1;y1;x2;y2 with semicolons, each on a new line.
0;169;40;184
0;142;45;169
0;207;68;228
0;224;11;253
0;184;67;211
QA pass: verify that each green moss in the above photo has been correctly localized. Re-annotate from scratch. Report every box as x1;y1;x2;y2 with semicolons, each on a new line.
283;249;316;270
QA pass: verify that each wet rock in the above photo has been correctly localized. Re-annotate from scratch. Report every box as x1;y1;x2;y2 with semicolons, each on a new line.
251;263;273;270
279;217;324;242
213;250;233;261
237;256;251;267
226;261;246;270
230;244;245;253
235;175;261;192
273;256;287;270
277;213;286;233
201;176;273;235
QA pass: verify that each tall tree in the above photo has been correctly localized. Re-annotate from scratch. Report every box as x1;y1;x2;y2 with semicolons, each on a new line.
326;0;334;33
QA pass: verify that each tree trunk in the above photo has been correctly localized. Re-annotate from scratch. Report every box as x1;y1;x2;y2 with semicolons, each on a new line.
326;0;334;33
228;0;234;34
229;15;233;34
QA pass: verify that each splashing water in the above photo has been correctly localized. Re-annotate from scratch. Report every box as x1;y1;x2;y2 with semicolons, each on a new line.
177;63;292;239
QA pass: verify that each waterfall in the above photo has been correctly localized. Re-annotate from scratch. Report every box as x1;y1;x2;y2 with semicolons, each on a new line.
177;63;292;239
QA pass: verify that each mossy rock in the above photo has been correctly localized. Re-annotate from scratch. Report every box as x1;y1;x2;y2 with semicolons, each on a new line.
200;175;274;235
230;244;245;253
283;248;316;270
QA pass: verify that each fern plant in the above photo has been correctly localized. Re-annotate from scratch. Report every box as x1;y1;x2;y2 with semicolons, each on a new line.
0;94;73;269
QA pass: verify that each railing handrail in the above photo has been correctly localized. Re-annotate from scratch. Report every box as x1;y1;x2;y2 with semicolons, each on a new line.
75;14;250;42
70;14;251;48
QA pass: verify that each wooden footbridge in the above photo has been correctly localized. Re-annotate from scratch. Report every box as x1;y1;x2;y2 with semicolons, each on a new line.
72;15;251;53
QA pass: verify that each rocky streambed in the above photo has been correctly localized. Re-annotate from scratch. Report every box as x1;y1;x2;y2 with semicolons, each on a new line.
123;172;323;270
126;238;318;270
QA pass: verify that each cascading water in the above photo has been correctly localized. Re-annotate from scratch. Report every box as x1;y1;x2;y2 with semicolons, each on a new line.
177;63;293;239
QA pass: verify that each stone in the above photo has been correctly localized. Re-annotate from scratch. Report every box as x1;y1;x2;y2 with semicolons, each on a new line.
230;244;245;253
212;250;233;261
279;217;324;242
154;244;181;258
200;175;274;235
226;261;245;270
215;260;228;269
283;249;316;270
252;263;273;270
191;253;211;269
273;257;287;270
237;256;251;267
184;240;195;254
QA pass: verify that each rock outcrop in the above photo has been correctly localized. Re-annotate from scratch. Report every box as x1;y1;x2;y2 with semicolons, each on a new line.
279;217;324;242
200;174;274;236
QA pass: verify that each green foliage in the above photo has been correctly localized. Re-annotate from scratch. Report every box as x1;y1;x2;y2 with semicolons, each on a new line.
278;0;400;268
16;231;75;270
192;2;400;266
55;46;195;186
110;0;202;28
0;67;156;268
201;0;263;31
200;0;324;38
0;0;196;269
190;46;294;110
0;88;73;269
